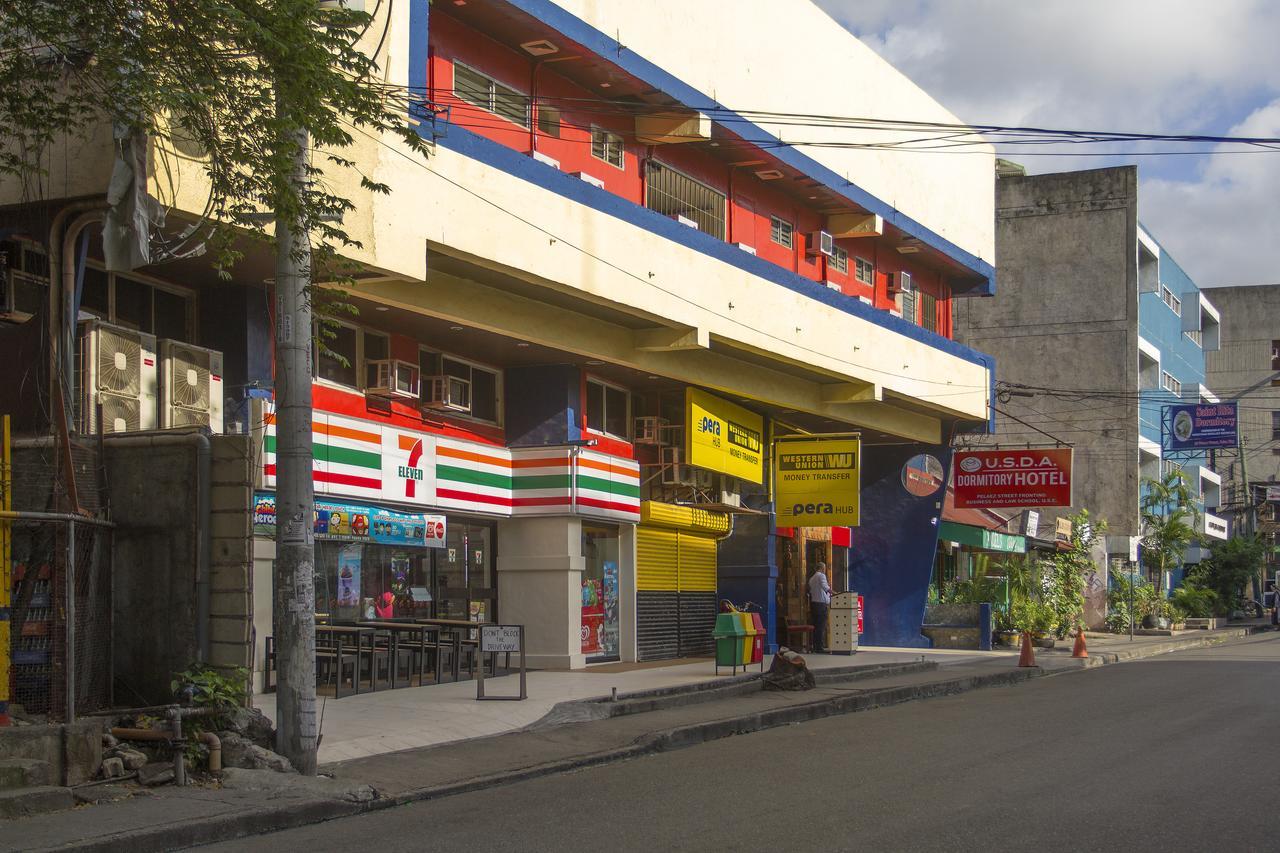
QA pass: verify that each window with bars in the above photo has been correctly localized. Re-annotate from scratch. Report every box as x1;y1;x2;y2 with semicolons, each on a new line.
900;288;917;324
453;62;528;128
769;215;793;249
1159;284;1181;316
590;127;625;169
854;257;874;285
1160;370;1181;395
645;162;726;239
830;245;848;274
1185;329;1202;347
919;290;937;332
1272;410;1280;442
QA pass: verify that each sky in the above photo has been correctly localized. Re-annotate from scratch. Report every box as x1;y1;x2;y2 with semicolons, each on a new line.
815;0;1280;288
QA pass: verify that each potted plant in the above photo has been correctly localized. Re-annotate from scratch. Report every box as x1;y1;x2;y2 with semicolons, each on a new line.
1010;599;1055;648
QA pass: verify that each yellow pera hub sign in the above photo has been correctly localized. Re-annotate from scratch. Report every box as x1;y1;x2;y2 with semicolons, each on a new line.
685;388;764;484
774;437;861;527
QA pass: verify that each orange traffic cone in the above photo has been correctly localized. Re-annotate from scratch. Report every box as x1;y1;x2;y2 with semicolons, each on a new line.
1072;629;1088;659
1017;631;1037;667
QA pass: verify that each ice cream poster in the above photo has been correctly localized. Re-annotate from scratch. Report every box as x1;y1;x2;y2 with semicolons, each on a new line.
337;544;362;607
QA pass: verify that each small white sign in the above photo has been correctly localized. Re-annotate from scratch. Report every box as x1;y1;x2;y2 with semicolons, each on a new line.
481;625;521;653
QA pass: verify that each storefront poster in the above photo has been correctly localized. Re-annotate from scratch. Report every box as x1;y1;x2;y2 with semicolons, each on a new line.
952;448;1073;509
773;437;861;527
580;576;604;655
1163;402;1238;451
252;493;445;547
685;388;764;484
336;544;362;607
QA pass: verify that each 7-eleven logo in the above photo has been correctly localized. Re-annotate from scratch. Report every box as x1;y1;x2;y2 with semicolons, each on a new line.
397;435;425;498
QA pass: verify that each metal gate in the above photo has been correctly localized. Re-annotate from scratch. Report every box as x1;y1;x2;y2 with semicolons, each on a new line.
635;507;725;662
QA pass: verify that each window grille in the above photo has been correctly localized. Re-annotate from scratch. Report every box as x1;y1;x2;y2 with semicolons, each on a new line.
855;257;874;285
919;291;937;332
830;245;848;274
537;104;561;137
1160;370;1181;395
590;127;624;169
769;215;793;249
646;162;726;239
453;62;528;128
900;288;917;324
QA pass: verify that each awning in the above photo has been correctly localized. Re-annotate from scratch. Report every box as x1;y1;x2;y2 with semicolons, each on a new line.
938;521;1026;554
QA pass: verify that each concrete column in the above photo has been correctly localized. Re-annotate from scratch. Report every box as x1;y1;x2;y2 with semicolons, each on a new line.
618;523;637;663
497;516;586;670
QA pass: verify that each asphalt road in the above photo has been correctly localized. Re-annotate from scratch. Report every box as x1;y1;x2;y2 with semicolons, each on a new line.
204;633;1280;852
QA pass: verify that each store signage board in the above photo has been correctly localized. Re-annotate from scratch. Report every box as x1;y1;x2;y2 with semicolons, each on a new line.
1162;402;1238;451
685;388;764;484
252;493;446;547
1055;517;1073;551
1267;486;1280;503
952;448;1073;508
773;436;861;527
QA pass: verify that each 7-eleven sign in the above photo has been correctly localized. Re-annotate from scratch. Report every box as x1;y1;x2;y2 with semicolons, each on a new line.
383;432;437;506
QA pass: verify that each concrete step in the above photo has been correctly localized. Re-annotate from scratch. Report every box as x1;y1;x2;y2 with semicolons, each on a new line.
0;786;74;820
0;758;53;790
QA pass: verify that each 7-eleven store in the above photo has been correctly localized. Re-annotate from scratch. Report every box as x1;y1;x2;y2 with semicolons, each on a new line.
247;387;641;687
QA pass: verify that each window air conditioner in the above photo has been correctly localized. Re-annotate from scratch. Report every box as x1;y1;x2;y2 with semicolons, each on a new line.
660;446;695;486
806;231;835;257
160;339;224;433
888;271;913;293
80;319;158;434
366;358;421;401
422;374;471;413
2;269;47;315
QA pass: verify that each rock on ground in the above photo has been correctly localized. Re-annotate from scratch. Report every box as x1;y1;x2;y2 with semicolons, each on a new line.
218;732;297;773
137;762;176;787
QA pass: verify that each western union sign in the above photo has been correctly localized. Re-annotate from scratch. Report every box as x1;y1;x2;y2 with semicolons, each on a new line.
685;388;764;484
774;436;861;527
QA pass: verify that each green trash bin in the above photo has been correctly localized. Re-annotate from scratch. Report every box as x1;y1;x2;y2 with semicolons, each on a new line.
713;611;749;675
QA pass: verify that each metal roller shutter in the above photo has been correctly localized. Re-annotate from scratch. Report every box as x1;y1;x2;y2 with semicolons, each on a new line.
675;533;718;657
636;527;679;661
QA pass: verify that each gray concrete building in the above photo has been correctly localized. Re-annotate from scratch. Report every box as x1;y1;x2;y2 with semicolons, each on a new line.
1202;284;1280;557
954;165;1224;614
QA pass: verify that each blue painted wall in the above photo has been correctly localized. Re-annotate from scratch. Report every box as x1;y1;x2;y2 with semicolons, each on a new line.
848;443;952;647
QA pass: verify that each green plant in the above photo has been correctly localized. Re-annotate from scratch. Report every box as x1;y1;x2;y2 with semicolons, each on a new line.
1186;535;1268;612
1041;510;1107;637
170;665;249;770
1009;599;1054;635
1107;569;1156;632
938;574;1006;606
1140;470;1200;593
1171;585;1218;619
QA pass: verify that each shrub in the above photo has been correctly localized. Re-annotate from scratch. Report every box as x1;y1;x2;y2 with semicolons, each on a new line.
1171;586;1217;619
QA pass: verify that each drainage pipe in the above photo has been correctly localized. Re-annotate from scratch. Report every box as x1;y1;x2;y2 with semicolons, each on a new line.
46;199;107;416
103;430;212;662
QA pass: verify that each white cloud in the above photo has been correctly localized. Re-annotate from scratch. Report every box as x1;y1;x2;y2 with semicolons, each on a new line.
815;0;1280;285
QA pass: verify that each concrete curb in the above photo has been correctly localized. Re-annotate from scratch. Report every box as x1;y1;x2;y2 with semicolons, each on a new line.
30;626;1273;852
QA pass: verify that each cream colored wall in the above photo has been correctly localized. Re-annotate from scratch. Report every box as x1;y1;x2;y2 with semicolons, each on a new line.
550;0;995;266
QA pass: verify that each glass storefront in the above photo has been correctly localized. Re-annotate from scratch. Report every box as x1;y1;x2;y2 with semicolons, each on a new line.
308;518;496;623
582;524;620;661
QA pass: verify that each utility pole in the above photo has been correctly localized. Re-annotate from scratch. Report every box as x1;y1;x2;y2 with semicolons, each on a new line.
272;113;319;775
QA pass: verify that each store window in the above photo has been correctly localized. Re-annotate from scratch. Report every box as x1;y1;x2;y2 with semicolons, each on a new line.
316;322;358;387
586;378;629;438
537;104;561;137
830;245;849;274
582;524;621;661
362;330;389;388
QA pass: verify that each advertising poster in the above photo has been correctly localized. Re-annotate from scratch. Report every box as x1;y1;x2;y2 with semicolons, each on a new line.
1163;402;1238;451
952;448;1073;509
336;544;362;607
252;493;445;547
773;436;861;527
580;577;604;655
685;388;765;484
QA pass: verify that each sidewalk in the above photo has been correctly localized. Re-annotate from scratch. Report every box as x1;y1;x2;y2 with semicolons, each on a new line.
5;625;1270;853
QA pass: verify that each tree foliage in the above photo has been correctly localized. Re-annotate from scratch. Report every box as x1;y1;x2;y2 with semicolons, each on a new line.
1185;535;1268;611
0;0;426;271
1140;470;1200;591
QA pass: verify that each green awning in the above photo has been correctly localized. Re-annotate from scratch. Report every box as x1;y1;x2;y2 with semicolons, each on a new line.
938;521;1026;554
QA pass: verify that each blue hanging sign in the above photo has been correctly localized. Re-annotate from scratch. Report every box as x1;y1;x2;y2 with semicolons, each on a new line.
1162;402;1238;451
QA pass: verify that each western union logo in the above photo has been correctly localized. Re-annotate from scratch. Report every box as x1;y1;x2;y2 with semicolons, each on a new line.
727;421;762;453
779;452;856;471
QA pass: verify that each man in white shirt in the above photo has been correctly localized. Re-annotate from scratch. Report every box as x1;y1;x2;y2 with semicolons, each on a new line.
807;562;832;654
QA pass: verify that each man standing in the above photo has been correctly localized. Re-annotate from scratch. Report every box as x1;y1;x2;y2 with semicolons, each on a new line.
808;562;832;654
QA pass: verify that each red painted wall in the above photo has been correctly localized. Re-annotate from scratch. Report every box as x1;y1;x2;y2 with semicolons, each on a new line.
428;11;953;338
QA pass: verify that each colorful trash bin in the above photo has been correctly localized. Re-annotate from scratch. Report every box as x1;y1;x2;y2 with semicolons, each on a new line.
748;612;765;667
713;611;749;675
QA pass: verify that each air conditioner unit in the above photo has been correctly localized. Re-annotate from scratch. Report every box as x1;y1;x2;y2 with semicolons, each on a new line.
422;374;471;413
735;242;756;255
633;416;667;445
530;150;560;169
660;446;695;486
670;214;698;230
888;271;913;293
694;468;715;489
160;339;224;433
366;358;420;401
572;171;605;189
80;319;157;434
2;269;46;315
806;231;835;257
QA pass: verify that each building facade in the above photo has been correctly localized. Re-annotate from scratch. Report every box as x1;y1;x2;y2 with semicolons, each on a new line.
1202;284;1280;574
1;0;999;698
954;165;1223;611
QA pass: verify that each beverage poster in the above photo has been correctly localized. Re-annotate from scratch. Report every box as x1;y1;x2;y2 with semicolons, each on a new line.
336;544;362;607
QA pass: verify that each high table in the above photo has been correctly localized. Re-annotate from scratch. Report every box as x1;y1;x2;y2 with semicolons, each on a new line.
315;625;374;697
354;621;443;686
414;618;494;681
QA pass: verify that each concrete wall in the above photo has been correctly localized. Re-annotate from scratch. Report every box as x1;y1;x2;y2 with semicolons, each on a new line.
954;167;1142;537
496;515;588;670
209;436;255;677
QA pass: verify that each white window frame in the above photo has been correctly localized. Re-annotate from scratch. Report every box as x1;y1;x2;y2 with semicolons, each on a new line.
585;376;631;440
830;245;848;274
419;346;504;425
1160;370;1181;396
360;329;390;390
854;256;874;285
589;126;625;170
1159;284;1182;316
769;215;794;249
452;61;529;128
313;318;362;389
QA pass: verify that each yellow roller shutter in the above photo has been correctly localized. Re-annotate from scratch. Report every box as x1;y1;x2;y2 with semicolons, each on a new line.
636;526;678;592
677;533;718;592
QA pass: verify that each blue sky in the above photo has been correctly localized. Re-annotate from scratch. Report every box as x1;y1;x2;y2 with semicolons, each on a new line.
814;0;1280;287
